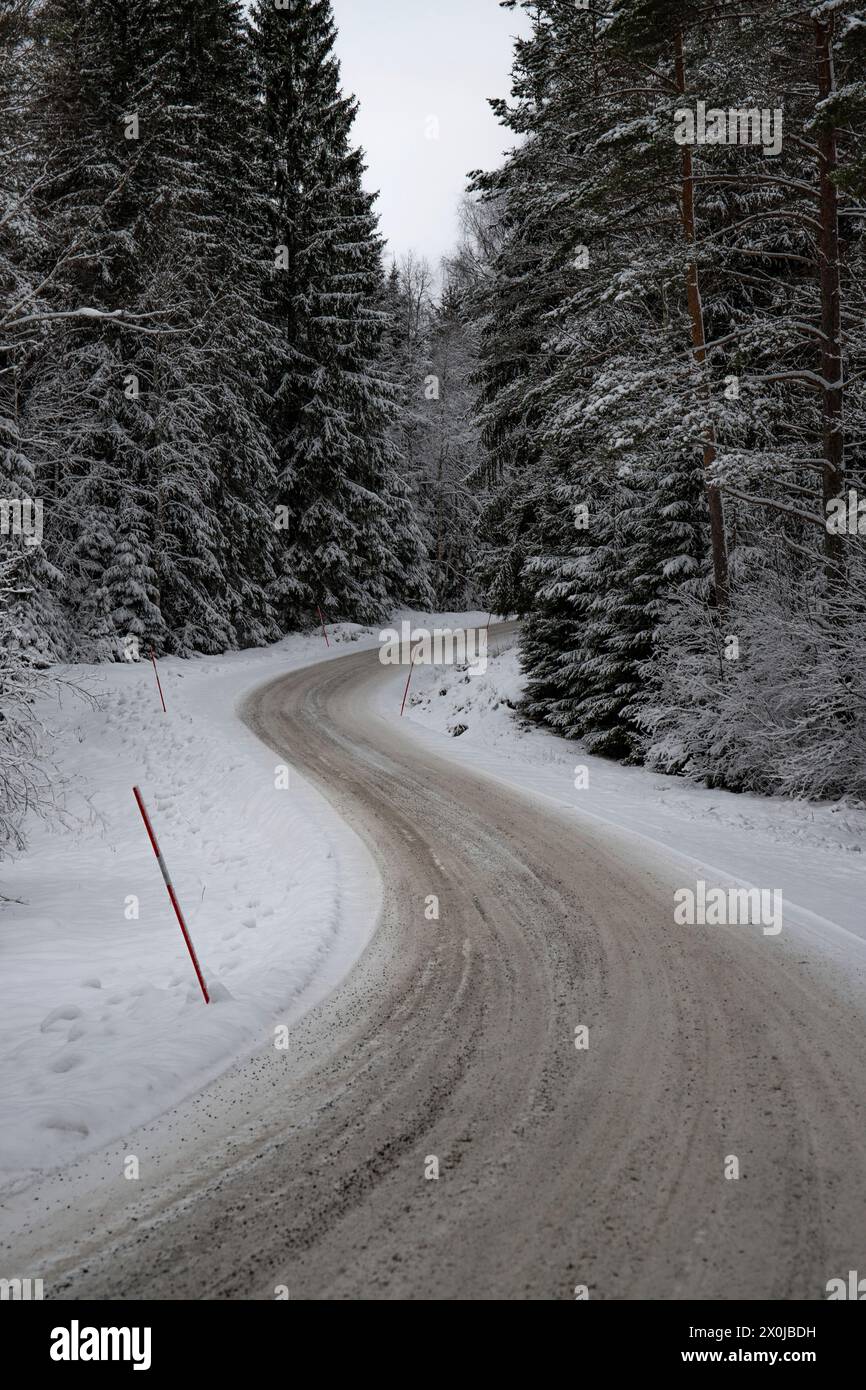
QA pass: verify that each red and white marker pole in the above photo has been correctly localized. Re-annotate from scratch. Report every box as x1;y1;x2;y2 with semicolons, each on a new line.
400;645;422;717
148;647;167;713
316;605;330;647
133;786;210;1003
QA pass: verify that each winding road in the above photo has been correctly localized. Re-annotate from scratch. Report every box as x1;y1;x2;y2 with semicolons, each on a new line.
4;631;866;1299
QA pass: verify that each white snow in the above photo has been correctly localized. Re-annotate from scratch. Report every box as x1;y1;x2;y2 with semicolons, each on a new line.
0;624;383;1184
393;625;866;973
5;608;865;1187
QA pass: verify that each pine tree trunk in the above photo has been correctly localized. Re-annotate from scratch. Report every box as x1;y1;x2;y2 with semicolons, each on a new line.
815;14;845;575
674;30;729;613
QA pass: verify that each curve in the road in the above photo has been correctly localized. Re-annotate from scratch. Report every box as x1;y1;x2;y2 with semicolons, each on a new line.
4;635;865;1299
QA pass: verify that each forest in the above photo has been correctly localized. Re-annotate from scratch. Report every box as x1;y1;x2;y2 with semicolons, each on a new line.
2;0;865;860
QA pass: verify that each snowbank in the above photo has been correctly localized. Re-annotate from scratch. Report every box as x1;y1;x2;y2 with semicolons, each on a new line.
396;629;866;958
0;624;383;1182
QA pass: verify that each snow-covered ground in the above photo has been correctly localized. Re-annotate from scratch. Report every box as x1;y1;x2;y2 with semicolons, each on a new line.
0;609;490;1186
5;610;865;1188
396;627;866;962
0;623;386;1184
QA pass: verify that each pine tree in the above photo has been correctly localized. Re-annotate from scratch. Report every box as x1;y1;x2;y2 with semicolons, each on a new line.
466;2;595;618
252;0;430;627
474;0;866;779
155;0;280;651
24;0;280;656
0;0;69;659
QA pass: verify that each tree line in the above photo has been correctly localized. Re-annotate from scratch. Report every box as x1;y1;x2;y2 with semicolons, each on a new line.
1;0;445;672
3;0;866;858
464;0;866;800
0;0;485;853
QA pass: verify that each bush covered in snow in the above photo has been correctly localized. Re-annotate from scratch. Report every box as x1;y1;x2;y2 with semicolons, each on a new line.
640;561;866;802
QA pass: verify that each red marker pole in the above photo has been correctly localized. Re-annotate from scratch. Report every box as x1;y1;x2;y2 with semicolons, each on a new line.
316;605;330;647
133;786;210;1003
400;645;421;717
148;647;167;713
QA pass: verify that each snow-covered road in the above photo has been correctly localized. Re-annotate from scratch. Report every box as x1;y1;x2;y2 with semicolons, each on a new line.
2;630;865;1299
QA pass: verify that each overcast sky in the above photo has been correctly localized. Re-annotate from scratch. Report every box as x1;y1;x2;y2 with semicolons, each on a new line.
331;0;528;268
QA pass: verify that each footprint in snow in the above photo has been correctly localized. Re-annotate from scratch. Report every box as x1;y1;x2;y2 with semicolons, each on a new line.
40;1005;83;1033
49;1052;84;1074
40;1115;89;1137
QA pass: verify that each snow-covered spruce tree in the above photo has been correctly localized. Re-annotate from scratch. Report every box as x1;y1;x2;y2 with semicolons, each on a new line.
252;0;431;627
833;5;866;197
599;0;866;572
477;0;866;785
25;0;280;657
467;3;602;708
148;0;281;652
470;1;708;754
22;0;166;658
604;0;866;791
519;466;598;741
0;0;63;822
531;1;755;754
526;458;703;762
467;10;572;619
0;0;70;659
